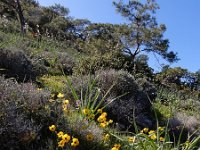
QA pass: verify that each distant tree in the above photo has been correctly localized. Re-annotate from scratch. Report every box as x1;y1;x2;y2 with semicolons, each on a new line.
184;70;200;91
156;67;188;88
84;23;122;53
24;0;39;7
1;0;26;33
49;4;69;18
69;19;91;39
113;0;178;70
195;70;200;90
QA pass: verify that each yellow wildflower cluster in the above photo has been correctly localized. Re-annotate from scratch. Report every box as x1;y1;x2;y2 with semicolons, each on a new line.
49;93;71;112
81;108;113;128
49;125;79;148
111;143;121;150
97;110;113;128
140;127;165;141
82;108;96;120
140;127;149;133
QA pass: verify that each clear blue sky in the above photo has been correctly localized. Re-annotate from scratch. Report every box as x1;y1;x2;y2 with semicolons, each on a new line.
38;0;200;73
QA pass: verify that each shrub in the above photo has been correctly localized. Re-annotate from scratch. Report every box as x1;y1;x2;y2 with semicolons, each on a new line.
136;78;157;101
95;69;155;131
0;19;21;33
169;112;200;142
33;51;75;76
38;75;67;93
0;76;53;149
64;69;156;131
0;48;44;82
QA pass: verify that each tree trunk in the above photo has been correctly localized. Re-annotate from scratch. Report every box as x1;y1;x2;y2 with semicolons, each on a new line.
16;0;26;34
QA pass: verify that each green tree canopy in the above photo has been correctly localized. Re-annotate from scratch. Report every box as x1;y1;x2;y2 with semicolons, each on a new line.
113;0;178;65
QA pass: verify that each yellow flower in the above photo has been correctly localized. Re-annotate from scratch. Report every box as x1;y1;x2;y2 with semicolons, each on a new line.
97;115;106;123
128;136;136;143
89;114;95;119
100;122;107;128
82;108;90;115
62;134;71;143
49;125;56;132
57;131;64;138
71;138;79;147
58;140;66;148
86;133;94;141
63;99;69;105
150;133;157;140
158;127;164;131
97;109;103;114
114;143;121;149
148;130;155;135
57;93;64;98
108;119;113;124
101;112;107;117
160;137;165;142
143;127;149;133
103;134;110;141
111;147;118;150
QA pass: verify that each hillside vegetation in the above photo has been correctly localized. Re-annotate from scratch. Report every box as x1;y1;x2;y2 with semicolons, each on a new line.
0;0;200;149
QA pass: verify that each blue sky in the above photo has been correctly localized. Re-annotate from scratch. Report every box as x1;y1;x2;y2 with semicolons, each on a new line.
38;0;200;72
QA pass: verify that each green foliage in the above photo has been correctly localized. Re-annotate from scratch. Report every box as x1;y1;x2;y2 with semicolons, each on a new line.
84;23;122;52
154;86;200;143
49;3;69;17
156;66;188;89
155;66;200;94
25;6;47;25
134;54;154;79
38;75;67;93
113;0;178;65
73;51;126;75
65;73;121;113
